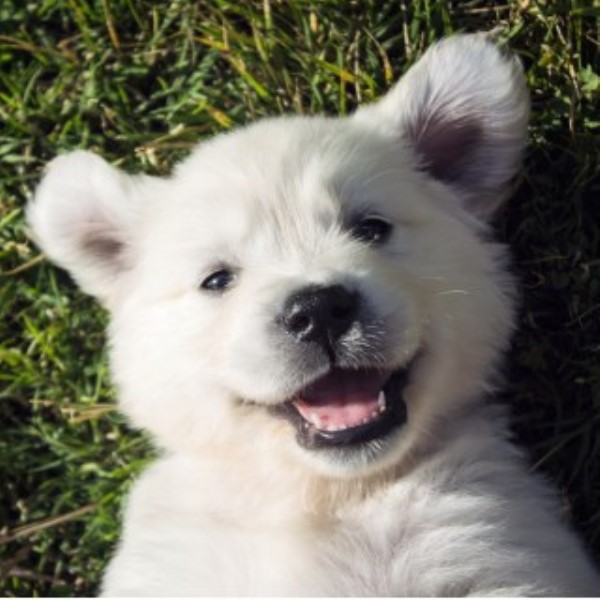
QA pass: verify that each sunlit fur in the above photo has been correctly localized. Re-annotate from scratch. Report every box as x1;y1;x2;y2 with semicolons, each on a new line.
28;34;600;595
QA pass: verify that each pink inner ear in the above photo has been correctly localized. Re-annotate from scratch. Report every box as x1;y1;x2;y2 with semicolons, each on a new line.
407;109;484;188
81;231;124;261
77;215;125;263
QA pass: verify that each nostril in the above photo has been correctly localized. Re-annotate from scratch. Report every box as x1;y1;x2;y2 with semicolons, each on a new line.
328;286;358;323
330;299;355;322
287;313;312;335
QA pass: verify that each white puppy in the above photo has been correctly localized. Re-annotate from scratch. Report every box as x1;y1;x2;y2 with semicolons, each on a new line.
28;34;600;596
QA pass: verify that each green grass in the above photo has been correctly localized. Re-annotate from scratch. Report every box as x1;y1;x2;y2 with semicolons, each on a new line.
1;0;599;595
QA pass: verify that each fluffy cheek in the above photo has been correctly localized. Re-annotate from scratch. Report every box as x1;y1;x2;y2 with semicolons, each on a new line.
399;235;515;435
108;294;242;453
219;304;306;404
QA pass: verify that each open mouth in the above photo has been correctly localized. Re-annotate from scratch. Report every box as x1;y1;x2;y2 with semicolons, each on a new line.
272;362;413;450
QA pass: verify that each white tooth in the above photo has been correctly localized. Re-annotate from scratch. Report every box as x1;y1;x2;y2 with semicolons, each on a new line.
310;413;321;428
378;390;386;411
371;410;380;419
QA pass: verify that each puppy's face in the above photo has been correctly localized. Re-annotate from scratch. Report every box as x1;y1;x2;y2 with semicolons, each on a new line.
28;35;528;478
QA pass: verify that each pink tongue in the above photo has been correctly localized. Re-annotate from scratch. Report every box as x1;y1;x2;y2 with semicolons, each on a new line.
292;368;389;430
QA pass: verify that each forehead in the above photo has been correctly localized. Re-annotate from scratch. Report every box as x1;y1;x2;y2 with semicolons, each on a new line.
144;116;423;259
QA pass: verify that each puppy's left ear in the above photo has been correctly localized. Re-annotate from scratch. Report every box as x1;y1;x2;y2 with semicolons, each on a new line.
27;151;149;307
355;34;529;220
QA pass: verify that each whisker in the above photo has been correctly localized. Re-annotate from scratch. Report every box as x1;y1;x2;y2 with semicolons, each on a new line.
435;289;470;296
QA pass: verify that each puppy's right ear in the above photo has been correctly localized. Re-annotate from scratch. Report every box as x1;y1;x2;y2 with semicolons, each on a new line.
27;151;144;306
354;34;529;221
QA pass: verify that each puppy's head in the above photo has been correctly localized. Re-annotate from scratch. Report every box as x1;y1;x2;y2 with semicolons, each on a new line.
28;35;528;478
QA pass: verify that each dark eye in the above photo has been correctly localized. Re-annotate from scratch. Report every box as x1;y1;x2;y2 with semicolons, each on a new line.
351;216;392;245
200;269;235;293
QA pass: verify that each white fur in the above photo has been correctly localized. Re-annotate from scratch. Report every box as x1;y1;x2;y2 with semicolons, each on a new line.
28;34;600;596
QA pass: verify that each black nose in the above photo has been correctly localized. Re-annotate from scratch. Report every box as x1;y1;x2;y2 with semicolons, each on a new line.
280;284;358;349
